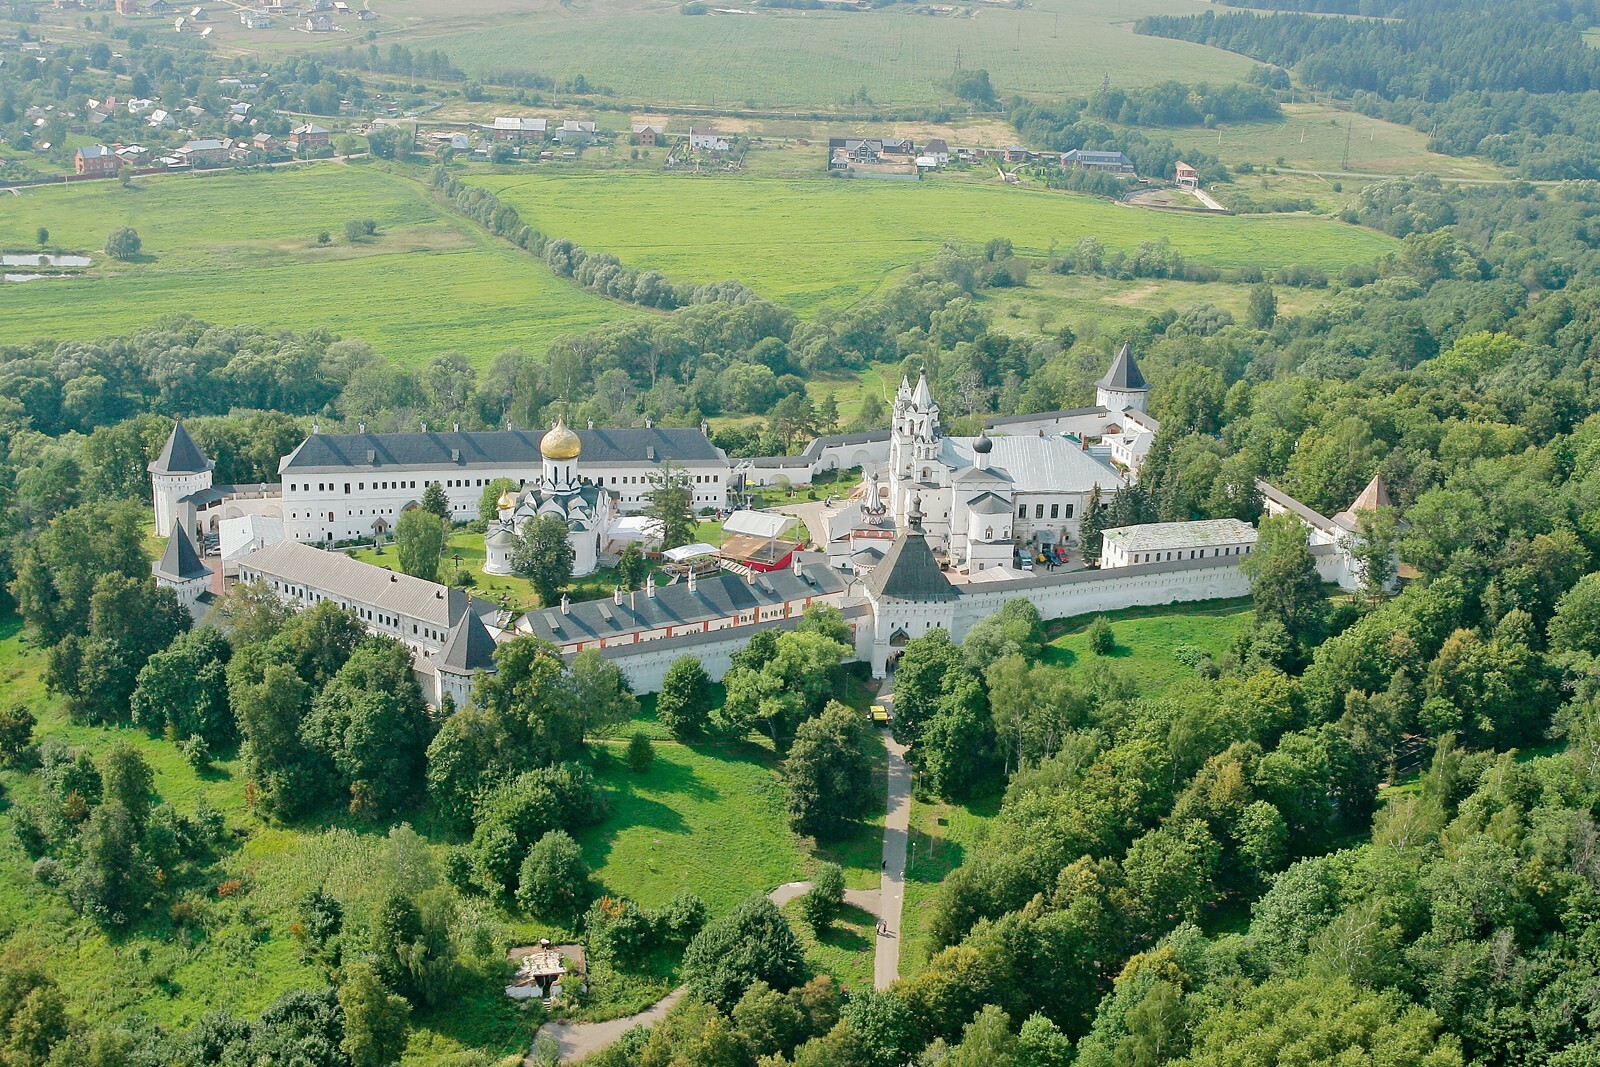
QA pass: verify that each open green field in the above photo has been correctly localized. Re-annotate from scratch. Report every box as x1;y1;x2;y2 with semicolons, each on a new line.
982;272;1334;343
0;164;642;367
274;0;1253;108
472;172;1397;312
1141;102;1506;180
1042;597;1255;694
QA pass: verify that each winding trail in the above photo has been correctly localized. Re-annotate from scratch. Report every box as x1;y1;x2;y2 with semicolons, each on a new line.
532;678;908;1064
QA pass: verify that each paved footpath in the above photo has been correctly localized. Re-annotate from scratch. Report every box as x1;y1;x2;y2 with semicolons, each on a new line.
876;701;912;988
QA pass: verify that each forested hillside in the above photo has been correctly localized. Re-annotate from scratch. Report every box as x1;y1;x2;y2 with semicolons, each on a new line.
1138;1;1600;176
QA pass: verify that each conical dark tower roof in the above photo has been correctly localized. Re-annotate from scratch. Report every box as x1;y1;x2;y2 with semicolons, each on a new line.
154;520;211;582
865;504;957;603
148;420;215;475
439;609;498;673
1096;342;1147;392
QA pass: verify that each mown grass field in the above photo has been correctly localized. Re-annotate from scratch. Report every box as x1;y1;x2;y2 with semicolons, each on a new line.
982;272;1335;344
0;163;642;367
1142;102;1505;179
345;0;1252;108
471;171;1397;312
1041;597;1255;693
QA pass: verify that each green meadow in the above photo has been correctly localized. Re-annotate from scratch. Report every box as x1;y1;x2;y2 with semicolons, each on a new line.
471;171;1398;312
0;164;642;367
389;0;1252;108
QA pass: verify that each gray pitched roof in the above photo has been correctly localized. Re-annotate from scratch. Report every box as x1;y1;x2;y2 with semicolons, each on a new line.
865;529;957;602
155;521;211;581
1097;343;1147;392
238;540;472;629
516;556;845;644
149;420;214;475
439;609;498;673
280;427;726;474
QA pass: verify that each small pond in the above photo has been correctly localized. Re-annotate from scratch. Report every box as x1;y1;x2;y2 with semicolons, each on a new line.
1;253;92;267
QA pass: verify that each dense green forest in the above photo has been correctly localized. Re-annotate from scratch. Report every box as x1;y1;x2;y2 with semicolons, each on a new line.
1137;2;1600;176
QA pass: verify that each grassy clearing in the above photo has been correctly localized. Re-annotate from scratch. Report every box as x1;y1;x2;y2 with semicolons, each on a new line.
1141;102;1504;180
1042;597;1254;697
0;163;641;367
348;527;657;613
900;793;998;976
784;898;877;994
471;171;1396;313
982;271;1335;343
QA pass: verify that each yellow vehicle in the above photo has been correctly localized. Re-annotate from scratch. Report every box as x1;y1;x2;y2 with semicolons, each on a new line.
870;705;890;724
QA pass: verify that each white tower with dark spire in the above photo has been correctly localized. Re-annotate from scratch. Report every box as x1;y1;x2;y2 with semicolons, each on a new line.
1096;343;1150;413
149;420;215;536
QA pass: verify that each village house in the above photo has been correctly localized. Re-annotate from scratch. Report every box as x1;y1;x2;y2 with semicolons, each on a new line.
288;122;330;152
73;144;120;177
127;98;155;114
489;116;547;143
252;131;279;152
688;127;731;152
1174;161;1199;190
1002;143;1028;162
554;119;599;145
922;137;949;164
238;8;271;27
175;137;230;166
1061;148;1136;175
117;144;152;166
305;12;333;31
147;108;176;129
114;0;139;12
631;123;666;147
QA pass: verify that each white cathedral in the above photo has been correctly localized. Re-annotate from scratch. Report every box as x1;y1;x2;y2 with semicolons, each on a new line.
483;419;620;579
880;346;1153;572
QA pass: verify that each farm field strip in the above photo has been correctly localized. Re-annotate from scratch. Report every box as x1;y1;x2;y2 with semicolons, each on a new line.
474;171;1398;312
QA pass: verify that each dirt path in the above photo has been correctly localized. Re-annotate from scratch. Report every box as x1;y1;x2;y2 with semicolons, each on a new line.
532;881;883;1064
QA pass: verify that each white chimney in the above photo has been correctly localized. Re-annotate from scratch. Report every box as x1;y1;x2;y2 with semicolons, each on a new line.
646;574;656;598
614;586;623;604
453;421;460;433
560;594;570;615
792;552;803;576
687;569;698;592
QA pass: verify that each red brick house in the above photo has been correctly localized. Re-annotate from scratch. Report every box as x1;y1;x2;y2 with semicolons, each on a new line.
288;123;331;152
631;123;666;147
74;144;120;178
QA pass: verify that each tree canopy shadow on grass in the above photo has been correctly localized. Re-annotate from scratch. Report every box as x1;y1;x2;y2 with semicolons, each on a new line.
816;903;875;953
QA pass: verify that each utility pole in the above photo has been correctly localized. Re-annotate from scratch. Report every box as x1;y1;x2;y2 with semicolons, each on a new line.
1342;118;1352;170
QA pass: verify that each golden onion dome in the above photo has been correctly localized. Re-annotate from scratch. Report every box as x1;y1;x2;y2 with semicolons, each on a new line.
540;418;582;460
495;489;518;510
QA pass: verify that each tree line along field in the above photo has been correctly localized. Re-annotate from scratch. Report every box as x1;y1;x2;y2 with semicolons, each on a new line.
0;164;643;369
327;0;1254;108
471;171;1398;313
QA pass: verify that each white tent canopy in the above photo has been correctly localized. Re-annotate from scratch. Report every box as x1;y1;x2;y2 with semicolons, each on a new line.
722;509;795;539
662;542;719;562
